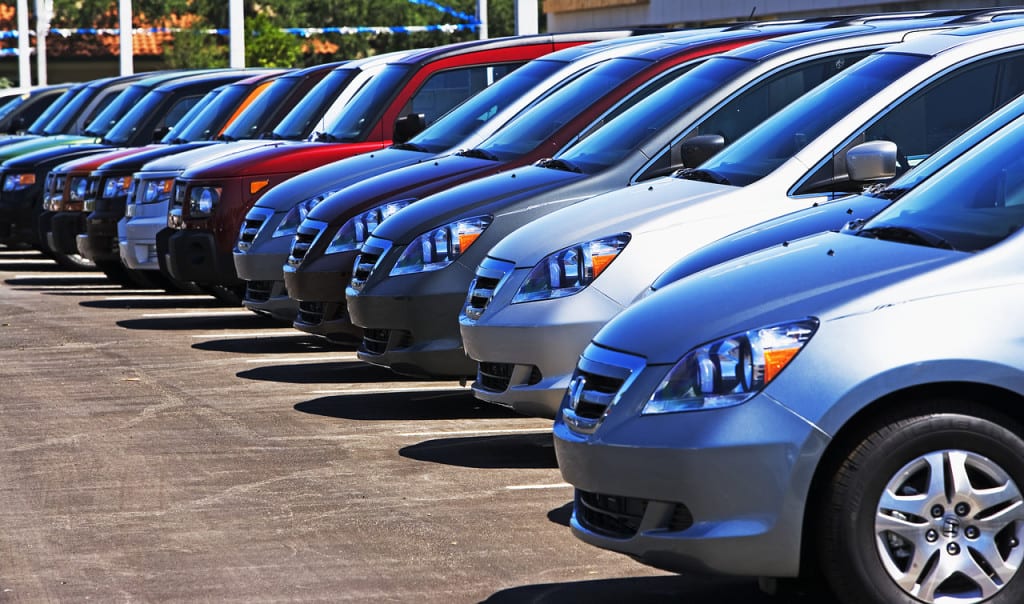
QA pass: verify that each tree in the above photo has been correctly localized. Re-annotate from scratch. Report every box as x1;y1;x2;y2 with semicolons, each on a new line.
245;12;303;67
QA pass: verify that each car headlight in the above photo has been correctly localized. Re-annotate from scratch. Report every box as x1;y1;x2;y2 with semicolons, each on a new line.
189;186;221;217
326;198;414;254
512;234;630;303
69;176;89;202
389;215;491;276
3;172;35;192
102;175;133;199
642;319;818;414
272;189;339;238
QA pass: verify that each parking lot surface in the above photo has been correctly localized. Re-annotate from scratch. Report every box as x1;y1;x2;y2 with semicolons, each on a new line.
0;247;813;603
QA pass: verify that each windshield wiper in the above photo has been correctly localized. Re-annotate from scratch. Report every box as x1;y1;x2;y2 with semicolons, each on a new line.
536;157;582;173
217;133;237;142
673;167;730;185
857;225;956;250
456;148;500;161
392;141;429;152
864;183;908;201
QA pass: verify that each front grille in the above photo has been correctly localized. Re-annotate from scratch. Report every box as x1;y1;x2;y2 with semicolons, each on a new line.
297;301;324;325
576;490;648;539
245;280;274;302
288;221;324;267
86;176;100;199
350;250;381;290
465;274;501;320
362;328;390;355
477;362;513;392
171;181;185;210
571;369;624;421
237;217;266;251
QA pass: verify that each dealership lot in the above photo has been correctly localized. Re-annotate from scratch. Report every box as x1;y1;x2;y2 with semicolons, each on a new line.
0;247;813;603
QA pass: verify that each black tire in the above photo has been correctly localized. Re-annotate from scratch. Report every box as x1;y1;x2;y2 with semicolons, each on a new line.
819;401;1024;604
52;251;97;270
201;283;245;306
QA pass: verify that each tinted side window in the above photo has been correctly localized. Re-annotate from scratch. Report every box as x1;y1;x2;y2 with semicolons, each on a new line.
640;51;872;180
796;51;1024;195
160;95;203;131
403;64;519;125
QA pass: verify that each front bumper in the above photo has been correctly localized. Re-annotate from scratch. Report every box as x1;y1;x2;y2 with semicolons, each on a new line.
461;275;627;419
242;279;297;322
49;211;86;256
83;196;127;261
283;249;360;341
163;229;240;286
555;389;825;578
0;187;39;245
120;205;167;271
347;267;479;379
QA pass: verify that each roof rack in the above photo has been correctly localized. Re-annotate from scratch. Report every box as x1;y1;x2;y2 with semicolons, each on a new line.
949;6;1024;24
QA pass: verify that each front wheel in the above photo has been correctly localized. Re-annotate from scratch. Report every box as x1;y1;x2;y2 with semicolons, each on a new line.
819;402;1024;604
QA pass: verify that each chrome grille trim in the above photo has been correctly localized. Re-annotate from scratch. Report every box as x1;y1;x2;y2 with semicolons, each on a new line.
349;235;393;292
287;219;327;267
463;256;514;322
562;345;646;434
237;207;274;253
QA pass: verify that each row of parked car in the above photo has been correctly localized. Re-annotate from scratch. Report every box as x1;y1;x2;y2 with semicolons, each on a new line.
5;8;1024;602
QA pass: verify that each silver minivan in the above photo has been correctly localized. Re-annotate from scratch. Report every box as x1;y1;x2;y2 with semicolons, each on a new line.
460;20;1024;418
555;83;1024;604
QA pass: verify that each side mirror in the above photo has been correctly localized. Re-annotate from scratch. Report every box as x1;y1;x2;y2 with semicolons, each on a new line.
846;140;898;182
678;134;725;168
393;113;426;144
152;126;171;142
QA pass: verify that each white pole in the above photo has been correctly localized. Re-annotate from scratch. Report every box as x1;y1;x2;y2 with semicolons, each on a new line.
16;0;29;87
229;0;244;68
119;0;133;75
477;0;488;40
515;0;538;35
34;0;52;86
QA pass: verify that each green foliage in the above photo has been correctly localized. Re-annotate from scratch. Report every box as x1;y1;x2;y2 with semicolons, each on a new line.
49;0;524;63
245;12;304;67
162;20;228;69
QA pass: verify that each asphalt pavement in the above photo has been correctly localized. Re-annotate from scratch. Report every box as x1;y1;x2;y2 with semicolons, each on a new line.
0;247;822;603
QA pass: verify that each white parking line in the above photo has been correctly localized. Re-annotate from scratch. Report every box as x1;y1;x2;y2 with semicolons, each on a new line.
144;310;254;318
397;427;552;437
244;354;360;363
13;273;107;279
505;483;572;491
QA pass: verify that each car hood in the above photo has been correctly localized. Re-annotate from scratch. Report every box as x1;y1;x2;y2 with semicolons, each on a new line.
2;142;111;170
368;164;588;244
307;154;504;225
486;175;732;266
138;139;281;173
255;147;432;212
0;135;96;164
592;231;968;365
97;141;219;173
650;193;894;291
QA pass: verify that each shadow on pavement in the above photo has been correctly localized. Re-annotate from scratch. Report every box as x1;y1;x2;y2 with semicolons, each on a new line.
295;390;519;421
400;431;557;469
238;361;422;384
80;297;225;310
547;502;572;527
195;335;349;354
480;575;812;604
116;313;283;331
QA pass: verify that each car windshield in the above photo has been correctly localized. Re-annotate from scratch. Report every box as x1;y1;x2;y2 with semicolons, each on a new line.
318;64;413;142
270;67;359;140
555;57;753;174
103;89;173;145
83;84;151;137
472;57;660;161
405;59;566;154
859;114;1024;253
40;86;95;135
221;74;299;141
164;85;249;143
692;52;927;187
26;87;78;134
